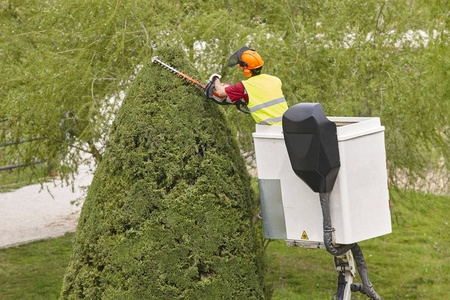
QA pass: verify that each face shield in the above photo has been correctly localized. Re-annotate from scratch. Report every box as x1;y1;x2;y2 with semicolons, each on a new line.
227;46;253;67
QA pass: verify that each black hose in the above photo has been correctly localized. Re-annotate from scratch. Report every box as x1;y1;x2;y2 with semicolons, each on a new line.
319;192;353;256
332;272;347;300
350;244;381;300
319;192;381;300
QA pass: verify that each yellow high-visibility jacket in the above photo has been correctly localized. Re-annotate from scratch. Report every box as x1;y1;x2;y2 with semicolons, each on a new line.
242;74;288;125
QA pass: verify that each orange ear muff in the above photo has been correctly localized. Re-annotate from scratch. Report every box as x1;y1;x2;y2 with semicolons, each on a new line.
239;65;253;78
243;68;252;78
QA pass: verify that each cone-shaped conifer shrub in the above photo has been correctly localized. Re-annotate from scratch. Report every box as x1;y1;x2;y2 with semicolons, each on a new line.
60;46;267;299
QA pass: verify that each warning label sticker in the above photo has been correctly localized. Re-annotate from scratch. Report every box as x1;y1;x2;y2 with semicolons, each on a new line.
301;231;309;240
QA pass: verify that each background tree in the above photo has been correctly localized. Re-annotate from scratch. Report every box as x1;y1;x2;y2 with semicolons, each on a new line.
1;0;448;192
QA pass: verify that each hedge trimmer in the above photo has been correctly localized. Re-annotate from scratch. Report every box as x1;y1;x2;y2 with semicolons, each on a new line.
151;56;249;114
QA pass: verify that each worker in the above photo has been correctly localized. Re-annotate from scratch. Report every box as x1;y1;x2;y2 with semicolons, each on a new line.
205;47;288;125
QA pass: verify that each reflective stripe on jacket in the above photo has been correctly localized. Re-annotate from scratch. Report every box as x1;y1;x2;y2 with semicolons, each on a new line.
242;74;288;125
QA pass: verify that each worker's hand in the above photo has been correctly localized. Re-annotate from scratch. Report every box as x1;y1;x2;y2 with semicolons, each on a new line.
208;73;221;84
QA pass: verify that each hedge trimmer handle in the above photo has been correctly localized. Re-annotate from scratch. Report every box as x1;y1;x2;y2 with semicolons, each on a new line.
236;100;250;114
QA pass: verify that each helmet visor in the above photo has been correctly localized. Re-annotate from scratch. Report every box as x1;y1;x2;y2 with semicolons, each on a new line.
227;46;252;67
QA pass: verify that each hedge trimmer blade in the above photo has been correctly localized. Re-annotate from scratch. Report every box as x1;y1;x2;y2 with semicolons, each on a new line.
151;56;206;90
151;56;250;115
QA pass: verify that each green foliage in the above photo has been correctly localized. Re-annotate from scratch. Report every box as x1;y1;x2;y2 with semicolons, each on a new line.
1;0;448;191
60;46;267;299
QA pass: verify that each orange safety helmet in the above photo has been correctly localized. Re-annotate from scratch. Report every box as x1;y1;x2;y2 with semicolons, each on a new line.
228;47;264;78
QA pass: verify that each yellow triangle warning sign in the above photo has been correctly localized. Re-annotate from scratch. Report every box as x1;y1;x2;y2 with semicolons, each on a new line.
301;231;309;240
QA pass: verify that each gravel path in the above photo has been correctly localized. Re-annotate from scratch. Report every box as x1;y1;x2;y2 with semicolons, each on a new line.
0;164;94;249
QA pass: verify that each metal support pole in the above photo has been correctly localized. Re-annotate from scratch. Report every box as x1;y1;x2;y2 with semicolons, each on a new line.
333;250;356;300
0;137;45;147
0;160;43;171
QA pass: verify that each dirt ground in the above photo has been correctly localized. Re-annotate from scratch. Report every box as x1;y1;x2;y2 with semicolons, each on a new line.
0;164;93;249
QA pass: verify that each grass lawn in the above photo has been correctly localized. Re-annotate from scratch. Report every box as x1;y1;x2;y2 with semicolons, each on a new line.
266;190;450;299
0;166;51;193
0;233;74;300
0;190;448;299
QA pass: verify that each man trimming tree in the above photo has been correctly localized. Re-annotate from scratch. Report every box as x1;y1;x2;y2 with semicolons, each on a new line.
207;46;289;125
